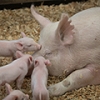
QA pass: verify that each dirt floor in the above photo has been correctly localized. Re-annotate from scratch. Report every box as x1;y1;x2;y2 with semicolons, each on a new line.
0;0;100;99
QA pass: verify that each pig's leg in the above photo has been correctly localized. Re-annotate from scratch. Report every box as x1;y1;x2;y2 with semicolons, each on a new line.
16;74;26;89
48;64;99;96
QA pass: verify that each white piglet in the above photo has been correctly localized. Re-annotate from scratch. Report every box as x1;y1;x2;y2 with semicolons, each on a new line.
0;32;41;59
0;51;33;89
3;83;29;100
31;56;50;100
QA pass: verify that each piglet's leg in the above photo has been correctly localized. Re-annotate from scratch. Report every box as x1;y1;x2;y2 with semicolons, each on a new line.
16;74;26;89
48;64;100;96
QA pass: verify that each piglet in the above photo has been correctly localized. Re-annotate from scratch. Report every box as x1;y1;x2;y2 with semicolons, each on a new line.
0;32;41;59
0;51;33;89
3;83;29;100
31;56;50;100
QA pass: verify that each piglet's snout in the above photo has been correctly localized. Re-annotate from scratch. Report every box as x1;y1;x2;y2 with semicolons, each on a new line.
35;44;42;51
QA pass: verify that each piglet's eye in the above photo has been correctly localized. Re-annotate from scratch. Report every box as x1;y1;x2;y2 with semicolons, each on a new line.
21;98;24;100
27;45;32;47
15;98;18;100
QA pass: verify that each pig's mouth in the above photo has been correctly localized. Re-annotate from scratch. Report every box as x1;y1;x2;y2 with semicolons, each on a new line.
32;50;52;65
32;50;42;58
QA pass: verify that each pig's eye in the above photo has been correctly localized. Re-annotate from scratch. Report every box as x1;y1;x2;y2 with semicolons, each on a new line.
45;49;52;57
45;53;52;58
46;52;52;55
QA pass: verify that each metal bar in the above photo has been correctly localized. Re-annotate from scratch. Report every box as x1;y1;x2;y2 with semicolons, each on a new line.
0;0;56;5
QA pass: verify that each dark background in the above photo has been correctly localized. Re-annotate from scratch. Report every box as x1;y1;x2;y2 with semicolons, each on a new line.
0;0;87;10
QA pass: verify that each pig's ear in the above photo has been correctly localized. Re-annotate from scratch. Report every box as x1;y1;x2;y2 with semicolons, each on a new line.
56;13;74;45
30;5;51;28
5;83;13;94
21;32;26;37
16;42;24;51
15;51;24;58
28;56;33;66
45;59;51;66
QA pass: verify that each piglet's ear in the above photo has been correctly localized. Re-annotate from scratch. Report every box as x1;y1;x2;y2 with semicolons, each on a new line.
21;32;26;37
16;42;24;51
15;51;24;58
28;56;33;66
25;94;29;99
34;60;39;67
5;83;13;95
45;59;51;66
31;5;51;29
55;13;75;45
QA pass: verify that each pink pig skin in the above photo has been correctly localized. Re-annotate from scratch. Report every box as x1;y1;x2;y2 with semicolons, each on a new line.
0;51;33;89
31;56;50;100
31;6;100;96
0;32;41;58
3;83;29;100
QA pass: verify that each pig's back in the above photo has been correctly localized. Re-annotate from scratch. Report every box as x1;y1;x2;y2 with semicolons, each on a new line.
71;7;100;26
70;7;100;49
71;7;100;33
69;7;100;65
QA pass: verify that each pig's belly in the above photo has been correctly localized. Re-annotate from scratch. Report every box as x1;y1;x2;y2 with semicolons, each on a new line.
86;65;100;85
47;59;73;76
